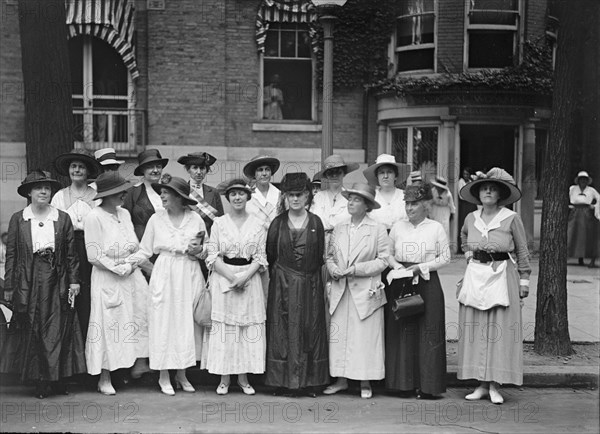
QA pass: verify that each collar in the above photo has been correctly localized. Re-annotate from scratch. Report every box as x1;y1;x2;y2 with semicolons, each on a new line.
342;215;377;228
254;183;280;206
23;205;59;222
190;179;204;190
473;207;516;239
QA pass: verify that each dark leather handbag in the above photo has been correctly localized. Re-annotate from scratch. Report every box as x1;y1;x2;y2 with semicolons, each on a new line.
392;281;425;320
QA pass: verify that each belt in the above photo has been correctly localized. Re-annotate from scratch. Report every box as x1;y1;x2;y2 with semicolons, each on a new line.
472;251;510;263
223;256;252;266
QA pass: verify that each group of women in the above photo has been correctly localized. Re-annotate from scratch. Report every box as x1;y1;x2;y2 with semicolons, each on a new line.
1;147;533;406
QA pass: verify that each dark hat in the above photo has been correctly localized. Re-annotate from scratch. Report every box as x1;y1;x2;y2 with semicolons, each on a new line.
342;183;381;210
152;174;197;206
243;155;281;179
17;170;62;198
431;176;449;191
459;167;521;207
404;184;433;203
54;148;102;179
321;154;359;178
363;154;411;187
134;149;169;176
93;172;132;200
94;147;124;166
280;172;312;193
177;152;217;167
216;178;253;197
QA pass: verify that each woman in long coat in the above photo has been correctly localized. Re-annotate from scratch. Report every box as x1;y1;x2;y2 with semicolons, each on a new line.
0;171;86;398
265;172;329;396
324;183;389;399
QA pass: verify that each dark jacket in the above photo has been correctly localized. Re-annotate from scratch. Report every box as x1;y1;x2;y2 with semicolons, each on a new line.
122;184;156;241
5;208;79;313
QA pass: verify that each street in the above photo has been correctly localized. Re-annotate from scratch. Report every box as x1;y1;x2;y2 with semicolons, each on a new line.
1;385;598;433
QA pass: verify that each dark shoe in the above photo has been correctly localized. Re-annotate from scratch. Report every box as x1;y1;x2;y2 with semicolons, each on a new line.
302;387;318;398
34;382;52;399
416;389;439;400
52;381;69;395
579;258;585;266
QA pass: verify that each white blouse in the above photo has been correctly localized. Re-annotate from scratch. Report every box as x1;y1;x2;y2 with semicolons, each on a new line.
246;183;280;230
23;205;58;252
310;190;349;231
51;186;97;231
368;188;407;230
389;218;450;276
569;185;600;206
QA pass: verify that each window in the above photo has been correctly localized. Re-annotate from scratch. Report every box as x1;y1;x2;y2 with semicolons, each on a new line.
69;36;138;152
391;126;438;176
262;23;313;121
546;0;559;69
467;0;520;68
394;0;436;73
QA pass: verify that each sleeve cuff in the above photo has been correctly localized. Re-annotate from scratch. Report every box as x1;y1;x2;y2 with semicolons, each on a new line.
418;263;430;281
519;279;530;286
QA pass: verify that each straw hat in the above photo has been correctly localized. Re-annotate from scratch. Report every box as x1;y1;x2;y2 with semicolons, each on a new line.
177;152;217;167
243;155;281;179
404;184;433;203
341;183;381;209
459;167;522;206
151;174;196;206
133;149;169;176
574;171;592;185
321;154;359;178
280;172;312;193
17;170;62;198
363;154;411;186
54;148;102;179
431;176;449;191
94;148;124;166
93;172;132;200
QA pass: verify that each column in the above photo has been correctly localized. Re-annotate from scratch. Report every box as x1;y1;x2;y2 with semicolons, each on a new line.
521;120;537;248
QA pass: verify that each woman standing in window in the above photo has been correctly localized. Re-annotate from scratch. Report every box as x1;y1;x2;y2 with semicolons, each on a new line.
1;171;86;398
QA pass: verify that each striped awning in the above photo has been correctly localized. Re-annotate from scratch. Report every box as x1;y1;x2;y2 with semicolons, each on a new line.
65;0;138;79
256;0;318;53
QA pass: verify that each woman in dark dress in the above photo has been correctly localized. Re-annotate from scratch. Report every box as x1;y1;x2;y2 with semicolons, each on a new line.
0;170;86;398
265;172;329;396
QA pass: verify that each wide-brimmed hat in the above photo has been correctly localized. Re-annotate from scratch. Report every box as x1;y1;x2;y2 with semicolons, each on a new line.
17;170;62;198
404;183;433;203
94;148;124;166
280;172;312;193
134;149;169;176
431;176;449;191
460;167;522;206
177;152;217;167
54;148;102;179
342;183;381;210
312;173;322;187
363;154;411;187
321;154;359;178
151;174;197;206
408;170;423;185
216;178;253;198
93;172;132;200
574;171;592;185
243;155;281;179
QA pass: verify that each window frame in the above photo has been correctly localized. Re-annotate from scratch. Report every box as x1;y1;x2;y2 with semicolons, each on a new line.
464;0;523;71
389;0;438;75
386;122;441;170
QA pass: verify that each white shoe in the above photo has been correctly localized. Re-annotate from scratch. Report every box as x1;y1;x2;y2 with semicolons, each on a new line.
159;381;175;396
175;379;196;393
216;382;230;395
465;386;489;401
489;384;504;404
97;382;116;396
238;381;255;395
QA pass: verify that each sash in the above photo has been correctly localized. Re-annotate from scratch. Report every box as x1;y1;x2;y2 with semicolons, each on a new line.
190;188;219;222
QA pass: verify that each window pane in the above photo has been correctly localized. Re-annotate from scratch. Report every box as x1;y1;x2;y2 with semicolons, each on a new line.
413;127;438;169
280;30;296;57
297;30;311;58
396;14;434;47
469;31;514;68
69;37;83;95
398;0;434;16
264;59;312;120
92;39;127;96
470;0;518;11
470;10;517;25
265;29;279;57
392;129;408;164
397;48;434;72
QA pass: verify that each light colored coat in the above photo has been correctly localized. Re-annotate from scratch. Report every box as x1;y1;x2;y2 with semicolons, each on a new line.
326;216;390;320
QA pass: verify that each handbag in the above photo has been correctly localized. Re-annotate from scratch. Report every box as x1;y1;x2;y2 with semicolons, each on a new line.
194;272;212;326
457;261;509;310
392;279;425;320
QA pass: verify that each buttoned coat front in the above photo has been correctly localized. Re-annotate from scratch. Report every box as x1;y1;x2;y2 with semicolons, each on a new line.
326;216;390;320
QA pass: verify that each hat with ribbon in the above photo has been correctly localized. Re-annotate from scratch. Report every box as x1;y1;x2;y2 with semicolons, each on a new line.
177;152;217;167
280;172;312;193
134;149;169;176
404;183;434;203
362;154;411;187
574;170;592;185
152;174;197;206
321;154;359;178
312;172;322;187
408;170;423;184
431;176;449;191
17;170;62;198
342;183;381;210
460;167;522;206
54;148;102;179
93;172;133;200
94;148;124;166
216;178;253;198
243;155;281;179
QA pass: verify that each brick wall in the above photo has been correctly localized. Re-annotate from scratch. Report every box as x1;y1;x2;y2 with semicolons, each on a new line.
525;0;548;41
437;0;466;73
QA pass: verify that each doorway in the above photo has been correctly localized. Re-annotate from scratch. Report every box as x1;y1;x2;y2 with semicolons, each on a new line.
459;124;516;174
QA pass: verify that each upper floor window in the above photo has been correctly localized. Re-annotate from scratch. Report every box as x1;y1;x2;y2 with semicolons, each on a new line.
262;23;313;121
467;0;520;69
546;0;559;69
394;0;436;73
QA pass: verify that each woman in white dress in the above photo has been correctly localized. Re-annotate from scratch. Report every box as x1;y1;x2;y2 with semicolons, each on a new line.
205;179;267;396
52;149;101;339
84;172;150;395
324;183;389;399
129;175;207;395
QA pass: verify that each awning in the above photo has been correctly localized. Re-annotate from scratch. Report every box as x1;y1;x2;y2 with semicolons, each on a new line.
65;0;139;79
256;0;318;53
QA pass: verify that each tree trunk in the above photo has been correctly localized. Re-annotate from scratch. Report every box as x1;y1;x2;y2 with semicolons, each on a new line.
534;1;583;356
18;0;73;176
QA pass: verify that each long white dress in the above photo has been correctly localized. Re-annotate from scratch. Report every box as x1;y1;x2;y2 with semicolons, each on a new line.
84;207;150;375
205;214;267;375
131;209;208;370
